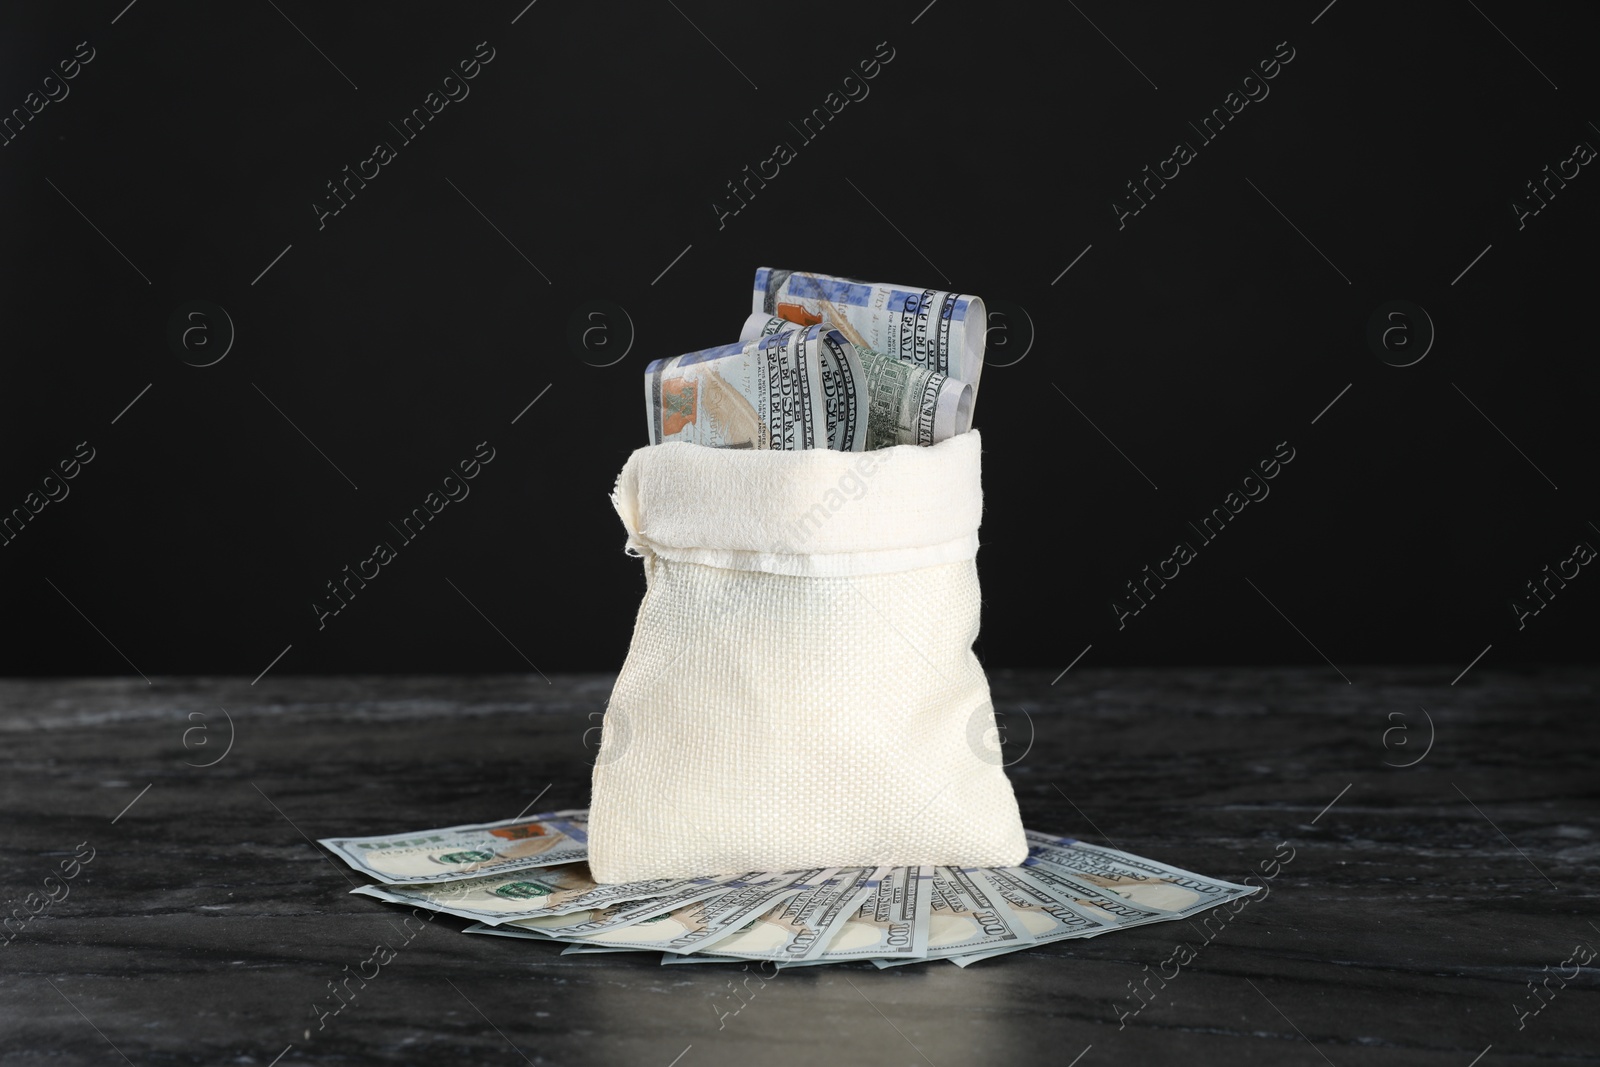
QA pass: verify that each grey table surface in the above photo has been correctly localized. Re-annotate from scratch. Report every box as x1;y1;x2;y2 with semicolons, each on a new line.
2;667;1597;1066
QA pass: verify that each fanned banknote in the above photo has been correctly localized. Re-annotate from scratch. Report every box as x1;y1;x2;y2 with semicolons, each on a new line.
698;866;887;963
319;811;589;885
334;810;1259;968
1008;864;1173;931
503;874;748;939
348;863;710;924
558;870;825;955
812;865;933;962
1021;831;1260;916
871;865;1035;968
948;867;1112;966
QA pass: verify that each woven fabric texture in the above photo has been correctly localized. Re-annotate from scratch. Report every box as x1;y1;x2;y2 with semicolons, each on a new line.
588;431;1026;882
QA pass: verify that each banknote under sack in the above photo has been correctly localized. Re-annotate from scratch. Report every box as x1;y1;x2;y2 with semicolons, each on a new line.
321;811;1264;968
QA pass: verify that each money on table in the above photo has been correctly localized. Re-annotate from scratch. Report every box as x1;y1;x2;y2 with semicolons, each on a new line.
318;810;589;885
349;863;721;924
330;810;1256;967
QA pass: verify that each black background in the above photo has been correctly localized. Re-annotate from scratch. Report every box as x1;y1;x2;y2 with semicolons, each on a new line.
2;0;1595;679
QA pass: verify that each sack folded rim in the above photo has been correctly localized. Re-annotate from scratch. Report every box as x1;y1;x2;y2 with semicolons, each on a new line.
612;430;983;578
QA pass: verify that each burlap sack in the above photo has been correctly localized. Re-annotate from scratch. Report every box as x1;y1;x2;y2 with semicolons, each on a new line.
587;430;1026;882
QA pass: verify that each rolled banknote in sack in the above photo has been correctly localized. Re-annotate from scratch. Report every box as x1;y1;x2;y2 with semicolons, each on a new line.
807;324;868;452
752;268;986;391
718;321;869;451
645;327;865;450
741;314;973;450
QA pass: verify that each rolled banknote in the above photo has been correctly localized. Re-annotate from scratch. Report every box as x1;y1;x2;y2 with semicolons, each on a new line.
812;865;932;962
741;314;972;449
645;327;864;451
348;864;711;925
947;867;1111;966
741;311;797;340
716;320;869;451
318;811;589;885
752;268;986;391
871;865;1034;967
809;324;868;452
698;866;886;963
1022;831;1260;916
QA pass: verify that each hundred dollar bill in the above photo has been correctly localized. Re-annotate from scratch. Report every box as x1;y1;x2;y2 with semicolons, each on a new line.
659;952;740;964
460;921;548;940
645;328;849;450
562;870;825;955
318;811;588;885
348;863;702;925
698;866;886;963
741;314;972;448
1022;831;1260;916
501;872;764;940
726;322;869;451
871;865;1034;968
947;867;1112;967
811;325;868;452
752;268;986;391
813;865;932;962
1009;864;1171;931
741;310;800;340
857;343;971;449
463;927;640;954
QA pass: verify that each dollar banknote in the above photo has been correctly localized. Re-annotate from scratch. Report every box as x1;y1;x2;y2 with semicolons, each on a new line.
348;863;711;924
947;867;1113;966
645;326;863;451
812;865;933;962
338;810;1258;968
723;322;869;450
461;921;558;943
698;866;887;963
811;325;868;451
752;268;986;391
1008;864;1172;931
502;873;750;939
657;952;743;964
559;870;825;955
741;314;974;449
871;865;1034;967
1022;831;1260;916
741;310;798;340
319;811;589;885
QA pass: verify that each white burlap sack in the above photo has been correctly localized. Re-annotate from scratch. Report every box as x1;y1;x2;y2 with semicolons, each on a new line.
587;429;1026;882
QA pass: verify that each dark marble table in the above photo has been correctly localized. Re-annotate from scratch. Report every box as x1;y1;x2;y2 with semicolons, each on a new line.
2;668;1596;1066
